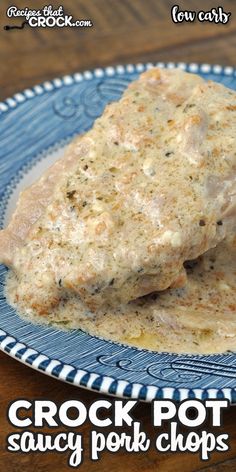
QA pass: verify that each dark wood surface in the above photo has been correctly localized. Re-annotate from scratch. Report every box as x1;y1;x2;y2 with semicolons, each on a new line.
0;1;236;470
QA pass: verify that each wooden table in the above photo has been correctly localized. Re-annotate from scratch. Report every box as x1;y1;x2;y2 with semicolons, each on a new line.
0;1;236;470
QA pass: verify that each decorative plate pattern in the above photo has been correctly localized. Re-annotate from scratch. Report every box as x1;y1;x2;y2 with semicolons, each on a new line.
0;62;236;402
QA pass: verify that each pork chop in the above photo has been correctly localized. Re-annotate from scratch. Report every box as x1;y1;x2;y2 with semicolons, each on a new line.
0;67;235;315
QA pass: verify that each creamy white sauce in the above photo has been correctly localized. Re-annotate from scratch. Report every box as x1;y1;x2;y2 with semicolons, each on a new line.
6;237;236;354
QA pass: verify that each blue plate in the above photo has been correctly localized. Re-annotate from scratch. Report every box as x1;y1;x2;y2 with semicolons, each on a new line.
1;62;236;402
